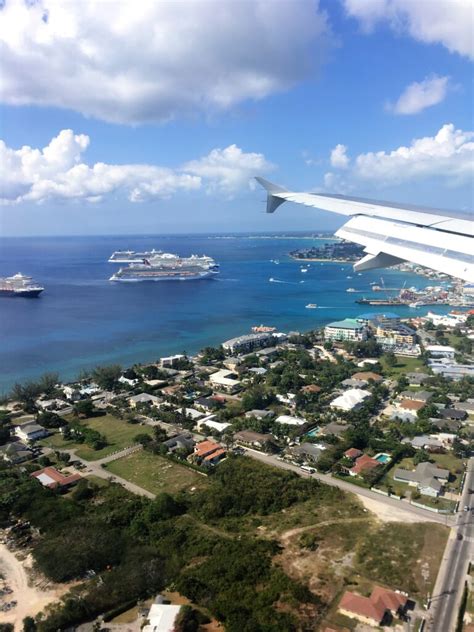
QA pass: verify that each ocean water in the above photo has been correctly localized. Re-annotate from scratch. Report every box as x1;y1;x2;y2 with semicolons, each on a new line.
0;234;449;393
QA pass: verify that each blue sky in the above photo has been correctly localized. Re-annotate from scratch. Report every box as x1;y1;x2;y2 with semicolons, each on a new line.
0;0;472;236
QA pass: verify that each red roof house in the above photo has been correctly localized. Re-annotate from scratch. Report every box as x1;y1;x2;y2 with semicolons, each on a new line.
338;591;386;626
350;454;380;476
31;466;81;490
344;447;363;460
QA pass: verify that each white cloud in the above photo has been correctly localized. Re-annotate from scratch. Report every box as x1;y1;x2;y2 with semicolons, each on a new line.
323;123;474;189
0;0;331;124
389;75;450;115
343;0;474;60
184;145;274;194
330;143;350;168
0;130;273;205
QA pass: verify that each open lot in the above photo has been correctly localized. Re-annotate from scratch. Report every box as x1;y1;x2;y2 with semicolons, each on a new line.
380;355;426;376
41;415;153;460
104;451;208;495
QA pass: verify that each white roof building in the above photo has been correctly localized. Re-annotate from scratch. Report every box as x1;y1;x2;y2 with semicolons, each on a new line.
143;601;181;632
197;418;231;433
275;414;306;426
330;389;371;412
209;369;240;392
426;344;456;358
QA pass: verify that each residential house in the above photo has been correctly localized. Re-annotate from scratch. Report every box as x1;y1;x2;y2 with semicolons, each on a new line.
330;389;371;412
319;421;347;438
129;393;161;408
0;441;33;464
31;466;81;490
399;390;433;403
162;433;195;454
142;596;181;632
208;369;241;394
223;357;242;371
244;409;275;420
160;384;182;397
338;586;408;626
301;384;322;395
194;440;226;465
406;372;430;386
338;592;386;627
233;430;275;449
118;375;138;387
431;418;462;433
393;461;449;497
351;371;383;383
197;418;231;434
403;435;445;452
344;447;363;460
160;354;186;368
396;399;426;421
438;408;468;421
275;414;306;427
14;422;48;443
349;454;380;477
456;400;474;414
291;442;327;463
194;396;218;412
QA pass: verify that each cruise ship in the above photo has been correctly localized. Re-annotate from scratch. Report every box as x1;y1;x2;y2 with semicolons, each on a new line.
108;249;163;263
109;252;219;282
0;273;44;298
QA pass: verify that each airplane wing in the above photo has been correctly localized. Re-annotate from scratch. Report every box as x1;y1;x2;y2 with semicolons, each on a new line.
255;177;474;283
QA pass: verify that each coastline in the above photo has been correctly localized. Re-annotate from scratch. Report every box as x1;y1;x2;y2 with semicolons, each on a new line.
289;256;357;263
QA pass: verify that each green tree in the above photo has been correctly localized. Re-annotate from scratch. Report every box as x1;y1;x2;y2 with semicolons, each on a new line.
92;364;122;390
73;399;95;418
22;617;37;632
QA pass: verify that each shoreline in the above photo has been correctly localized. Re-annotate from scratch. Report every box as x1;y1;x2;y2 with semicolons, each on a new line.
289;256;357;263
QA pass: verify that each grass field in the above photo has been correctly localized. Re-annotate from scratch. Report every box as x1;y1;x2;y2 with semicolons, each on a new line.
380;355;427;376
104;450;208;495
41;414;153;460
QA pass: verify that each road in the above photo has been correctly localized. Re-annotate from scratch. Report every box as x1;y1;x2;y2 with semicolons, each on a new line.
243;448;455;526
427;456;474;632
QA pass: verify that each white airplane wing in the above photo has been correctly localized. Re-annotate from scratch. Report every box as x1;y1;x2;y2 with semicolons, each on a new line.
255;177;474;283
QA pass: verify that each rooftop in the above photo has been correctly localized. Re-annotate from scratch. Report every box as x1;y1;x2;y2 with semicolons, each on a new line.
326;318;365;330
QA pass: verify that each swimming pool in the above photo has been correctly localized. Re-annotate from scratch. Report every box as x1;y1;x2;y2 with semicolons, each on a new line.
306;428;320;438
374;453;391;464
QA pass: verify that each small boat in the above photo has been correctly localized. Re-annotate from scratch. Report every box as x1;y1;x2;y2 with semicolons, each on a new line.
346;288;357;293
305;303;317;309
346;275;353;279
252;325;276;333
300;268;309;273
409;302;422;308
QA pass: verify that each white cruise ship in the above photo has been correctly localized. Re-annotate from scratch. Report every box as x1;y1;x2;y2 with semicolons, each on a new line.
109;252;219;282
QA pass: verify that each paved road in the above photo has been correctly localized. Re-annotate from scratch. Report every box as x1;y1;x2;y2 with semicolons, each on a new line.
243;448;455;526
427;457;474;632
55;444;156;499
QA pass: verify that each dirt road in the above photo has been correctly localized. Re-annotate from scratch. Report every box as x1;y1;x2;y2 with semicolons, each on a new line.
0;544;67;630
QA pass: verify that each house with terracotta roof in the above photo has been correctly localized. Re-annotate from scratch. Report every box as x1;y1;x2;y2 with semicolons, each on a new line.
301;384;322;394
351;371;383;383
338;591;386;626
344;447;362;460
193;440;226;466
349;454;380;477
31;466;81;490
338;585;408;625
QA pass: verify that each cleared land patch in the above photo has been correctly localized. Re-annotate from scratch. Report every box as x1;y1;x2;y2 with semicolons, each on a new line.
41;415;153;460
104;451;208;495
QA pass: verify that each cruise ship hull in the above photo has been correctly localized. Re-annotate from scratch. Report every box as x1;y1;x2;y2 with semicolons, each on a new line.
110;270;218;282
0;288;44;297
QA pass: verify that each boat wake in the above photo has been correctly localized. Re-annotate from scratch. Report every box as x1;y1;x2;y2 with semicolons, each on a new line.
269;278;298;285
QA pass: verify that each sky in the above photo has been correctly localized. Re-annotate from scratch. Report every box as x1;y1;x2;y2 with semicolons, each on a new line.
0;0;472;236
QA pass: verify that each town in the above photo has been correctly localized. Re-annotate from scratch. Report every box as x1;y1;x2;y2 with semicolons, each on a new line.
1;307;474;632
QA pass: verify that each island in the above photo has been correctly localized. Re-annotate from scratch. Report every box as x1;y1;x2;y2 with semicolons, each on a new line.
289;240;365;262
